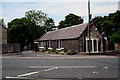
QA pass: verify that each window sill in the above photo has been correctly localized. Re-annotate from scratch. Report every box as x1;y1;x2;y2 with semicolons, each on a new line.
61;48;64;50
56;48;61;51
39;47;45;49
56;48;64;51
48;48;52;50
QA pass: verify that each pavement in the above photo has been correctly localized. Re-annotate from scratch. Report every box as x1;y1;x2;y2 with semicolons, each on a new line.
1;51;120;79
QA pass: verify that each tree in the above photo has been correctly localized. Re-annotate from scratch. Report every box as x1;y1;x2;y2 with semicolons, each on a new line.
44;18;56;31
92;10;120;50
0;18;6;27
8;10;57;51
25;10;47;26
57;13;83;29
7;17;45;50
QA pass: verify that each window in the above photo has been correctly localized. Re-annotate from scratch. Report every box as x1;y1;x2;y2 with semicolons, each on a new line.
57;40;59;48
48;41;52;48
40;42;44;47
57;40;62;48
87;40;92;51
94;40;97;51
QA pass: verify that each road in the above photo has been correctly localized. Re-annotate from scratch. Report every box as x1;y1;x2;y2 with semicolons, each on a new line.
1;51;119;79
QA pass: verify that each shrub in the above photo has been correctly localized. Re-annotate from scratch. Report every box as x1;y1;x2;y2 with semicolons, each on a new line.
33;49;36;51
48;49;54;54
60;51;64;55
56;51;59;54
67;49;76;55
33;48;39;52
116;50;120;55
41;49;46;52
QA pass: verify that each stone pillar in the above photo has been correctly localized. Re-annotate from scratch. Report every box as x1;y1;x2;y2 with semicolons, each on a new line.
86;40;88;52
104;37;108;52
92;39;94;52
96;39;99;52
106;40;109;51
101;38;104;53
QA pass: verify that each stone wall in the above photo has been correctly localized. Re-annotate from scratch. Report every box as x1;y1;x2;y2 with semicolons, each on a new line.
0;25;2;53
115;43;120;51
2;43;20;53
1;25;7;44
62;39;79;52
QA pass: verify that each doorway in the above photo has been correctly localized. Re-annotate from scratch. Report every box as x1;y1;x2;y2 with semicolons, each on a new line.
86;38;99;53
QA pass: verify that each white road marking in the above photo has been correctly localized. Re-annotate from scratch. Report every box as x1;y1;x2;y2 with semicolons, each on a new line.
29;66;95;69
93;71;98;74
5;77;26;79
18;71;39;77
5;77;19;78
105;67;108;69
44;67;58;72
17;67;58;77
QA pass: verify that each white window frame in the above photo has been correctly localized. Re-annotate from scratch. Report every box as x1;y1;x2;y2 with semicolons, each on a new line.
39;41;45;49
56;40;63;50
48;41;52;50
86;37;99;53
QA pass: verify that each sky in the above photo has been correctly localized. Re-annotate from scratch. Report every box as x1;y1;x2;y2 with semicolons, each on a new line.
1;0;120;26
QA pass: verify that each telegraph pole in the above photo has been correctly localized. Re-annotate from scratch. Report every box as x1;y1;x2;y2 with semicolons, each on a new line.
88;0;91;55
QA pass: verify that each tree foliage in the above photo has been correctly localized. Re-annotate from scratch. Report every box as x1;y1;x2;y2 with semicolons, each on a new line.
92;10;120;50
7;10;55;50
57;13;83;29
25;10;47;25
0;18;6;27
44;18;56;31
7;17;45;50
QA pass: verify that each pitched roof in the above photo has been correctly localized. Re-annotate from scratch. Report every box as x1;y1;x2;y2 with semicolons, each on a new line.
39;23;88;41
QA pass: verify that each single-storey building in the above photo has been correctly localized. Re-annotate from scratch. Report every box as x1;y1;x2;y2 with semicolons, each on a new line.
36;23;108;53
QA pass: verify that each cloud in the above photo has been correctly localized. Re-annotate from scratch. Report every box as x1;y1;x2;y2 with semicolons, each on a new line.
0;3;2;18
2;2;118;26
91;2;118;15
1;0;120;2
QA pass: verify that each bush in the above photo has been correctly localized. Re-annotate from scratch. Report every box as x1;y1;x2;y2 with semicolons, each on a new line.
67;49;76;55
116;50;120;55
41;49;46;52
56;51;59;54
48;49;54;54
33;48;39;52
33;49;36;51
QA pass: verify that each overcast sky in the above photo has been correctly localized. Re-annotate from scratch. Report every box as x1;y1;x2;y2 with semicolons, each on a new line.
1;0;120;26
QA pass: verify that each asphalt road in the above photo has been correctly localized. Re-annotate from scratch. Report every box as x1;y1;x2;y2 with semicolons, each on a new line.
1;51;119;79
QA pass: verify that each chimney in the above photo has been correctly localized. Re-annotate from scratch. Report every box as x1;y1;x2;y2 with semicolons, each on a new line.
79;16;84;24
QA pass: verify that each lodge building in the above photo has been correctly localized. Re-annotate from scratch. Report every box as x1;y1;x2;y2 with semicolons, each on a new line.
36;23;108;53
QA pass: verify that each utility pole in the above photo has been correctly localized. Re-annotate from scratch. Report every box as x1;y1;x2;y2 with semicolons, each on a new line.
88;0;91;55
